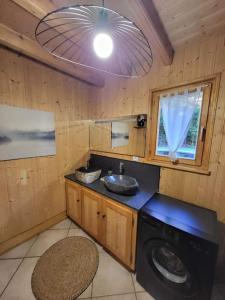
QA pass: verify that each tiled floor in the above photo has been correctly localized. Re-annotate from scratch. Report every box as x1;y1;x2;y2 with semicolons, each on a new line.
0;218;224;300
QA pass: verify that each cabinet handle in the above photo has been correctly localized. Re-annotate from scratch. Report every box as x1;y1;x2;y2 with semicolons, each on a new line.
97;211;100;215
77;199;80;202
102;214;106;219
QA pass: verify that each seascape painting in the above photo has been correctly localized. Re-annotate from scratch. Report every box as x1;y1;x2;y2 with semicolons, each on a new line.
111;121;129;148
0;105;56;161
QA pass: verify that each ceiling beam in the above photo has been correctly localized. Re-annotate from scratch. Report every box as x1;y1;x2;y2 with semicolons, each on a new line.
0;23;105;87
134;0;174;65
11;0;56;19
11;0;174;67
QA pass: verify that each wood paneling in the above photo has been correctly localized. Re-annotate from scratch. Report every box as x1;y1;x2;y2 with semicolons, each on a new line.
89;32;225;267
0;212;66;255
8;0;174;65
90;32;225;220
0;23;104;87
130;0;174;65
9;0;225;54
12;0;55;19
0;0;105;86
152;0;225;47
0;46;92;247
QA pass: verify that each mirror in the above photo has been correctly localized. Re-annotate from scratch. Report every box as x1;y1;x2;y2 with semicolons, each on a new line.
90;115;147;157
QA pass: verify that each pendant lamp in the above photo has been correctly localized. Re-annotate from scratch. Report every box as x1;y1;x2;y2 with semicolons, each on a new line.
35;1;153;77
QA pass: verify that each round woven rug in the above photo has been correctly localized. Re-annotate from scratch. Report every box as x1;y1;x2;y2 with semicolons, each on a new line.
31;236;99;300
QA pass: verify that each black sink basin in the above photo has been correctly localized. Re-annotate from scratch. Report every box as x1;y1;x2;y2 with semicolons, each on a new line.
104;175;139;196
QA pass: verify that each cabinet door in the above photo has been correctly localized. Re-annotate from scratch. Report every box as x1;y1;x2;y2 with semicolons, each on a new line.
102;199;133;267
66;181;82;225
82;189;102;241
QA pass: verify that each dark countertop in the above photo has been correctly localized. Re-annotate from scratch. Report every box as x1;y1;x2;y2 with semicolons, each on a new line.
65;173;156;211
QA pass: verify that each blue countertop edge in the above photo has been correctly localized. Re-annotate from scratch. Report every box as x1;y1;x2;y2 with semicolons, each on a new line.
65;174;156;211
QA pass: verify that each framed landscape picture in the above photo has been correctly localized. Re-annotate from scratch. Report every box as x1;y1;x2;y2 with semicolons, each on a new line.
0;105;56;161
111;121;129;148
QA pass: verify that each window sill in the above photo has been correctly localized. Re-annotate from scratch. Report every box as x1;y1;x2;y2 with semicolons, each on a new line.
146;159;211;175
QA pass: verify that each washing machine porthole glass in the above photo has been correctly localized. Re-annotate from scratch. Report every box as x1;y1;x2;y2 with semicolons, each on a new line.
144;239;198;296
152;246;188;284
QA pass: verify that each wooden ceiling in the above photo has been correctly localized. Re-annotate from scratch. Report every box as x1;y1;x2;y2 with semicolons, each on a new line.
152;0;225;47
0;0;174;85
1;0;225;85
11;0;225;49
9;0;174;65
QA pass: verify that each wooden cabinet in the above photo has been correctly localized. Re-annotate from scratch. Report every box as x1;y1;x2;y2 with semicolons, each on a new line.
66;181;82;226
102;198;134;267
65;179;137;270
82;189;102;241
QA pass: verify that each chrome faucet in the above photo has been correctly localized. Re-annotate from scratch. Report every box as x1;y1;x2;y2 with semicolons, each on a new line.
85;159;90;170
119;162;125;175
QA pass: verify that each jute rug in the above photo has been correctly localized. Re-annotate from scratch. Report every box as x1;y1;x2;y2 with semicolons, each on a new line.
31;236;99;300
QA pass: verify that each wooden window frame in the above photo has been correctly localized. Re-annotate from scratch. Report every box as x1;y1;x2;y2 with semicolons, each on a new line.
147;74;221;172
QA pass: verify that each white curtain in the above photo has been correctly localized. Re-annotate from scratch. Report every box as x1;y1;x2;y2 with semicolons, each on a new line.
160;88;201;161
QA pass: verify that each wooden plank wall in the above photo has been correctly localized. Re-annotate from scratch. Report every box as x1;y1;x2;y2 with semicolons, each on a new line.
90;32;225;222
89;33;225;271
0;47;92;245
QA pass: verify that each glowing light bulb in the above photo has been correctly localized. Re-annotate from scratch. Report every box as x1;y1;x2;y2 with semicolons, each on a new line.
93;33;113;59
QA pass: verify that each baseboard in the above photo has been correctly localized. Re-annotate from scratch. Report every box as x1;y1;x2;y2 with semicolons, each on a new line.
0;211;67;256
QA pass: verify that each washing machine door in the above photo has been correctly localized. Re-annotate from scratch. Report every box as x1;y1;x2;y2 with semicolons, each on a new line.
144;239;198;297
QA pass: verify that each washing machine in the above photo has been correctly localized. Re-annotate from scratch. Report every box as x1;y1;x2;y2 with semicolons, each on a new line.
136;193;219;300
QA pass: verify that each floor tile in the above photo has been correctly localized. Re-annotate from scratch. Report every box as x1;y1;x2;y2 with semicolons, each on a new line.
92;293;136;300
0;259;22;295
50;218;71;230
70;220;79;229
68;229;105;253
92;253;134;297
0;237;37;259
26;229;68;257
1;258;38;300
132;274;145;292
78;283;92;299
136;292;156;300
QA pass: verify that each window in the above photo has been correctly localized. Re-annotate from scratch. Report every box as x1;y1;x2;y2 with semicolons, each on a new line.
156;88;203;161
149;76;220;170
